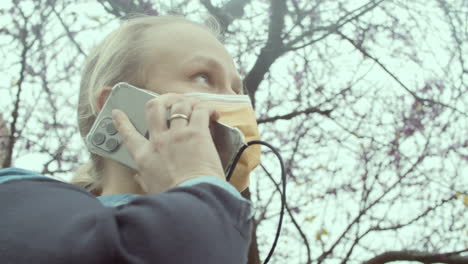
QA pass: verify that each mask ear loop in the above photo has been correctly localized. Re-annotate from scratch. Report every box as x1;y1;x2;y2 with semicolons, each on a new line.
226;140;286;264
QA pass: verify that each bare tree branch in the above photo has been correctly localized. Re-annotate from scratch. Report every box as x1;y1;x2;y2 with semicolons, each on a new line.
244;0;288;107
336;30;467;117
340;194;459;263
97;0;158;18
199;0;251;33
2;7;37;168
48;0;86;56
260;158;313;264
0;114;10;168
436;0;467;82
257;105;332;124
364;249;468;264
285;0;386;51
317;136;432;263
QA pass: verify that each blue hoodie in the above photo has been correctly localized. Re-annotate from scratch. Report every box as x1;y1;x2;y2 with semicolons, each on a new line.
0;168;253;263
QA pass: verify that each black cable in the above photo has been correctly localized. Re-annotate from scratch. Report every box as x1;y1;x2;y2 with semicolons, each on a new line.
226;140;286;264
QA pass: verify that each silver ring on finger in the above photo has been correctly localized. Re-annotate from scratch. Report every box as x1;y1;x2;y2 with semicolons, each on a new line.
168;113;189;128
169;113;189;122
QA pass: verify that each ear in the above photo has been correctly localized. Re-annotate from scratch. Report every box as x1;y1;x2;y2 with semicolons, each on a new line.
95;86;112;112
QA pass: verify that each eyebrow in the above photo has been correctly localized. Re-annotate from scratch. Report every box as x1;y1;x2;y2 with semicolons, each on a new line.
185;55;243;93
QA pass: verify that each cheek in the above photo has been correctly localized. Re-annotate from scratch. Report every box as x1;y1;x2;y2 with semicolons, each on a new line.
144;72;177;94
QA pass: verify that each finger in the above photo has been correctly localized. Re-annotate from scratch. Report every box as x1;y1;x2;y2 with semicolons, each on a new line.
169;101;191;129
145;99;168;137
145;93;184;138
112;109;147;159
189;105;219;130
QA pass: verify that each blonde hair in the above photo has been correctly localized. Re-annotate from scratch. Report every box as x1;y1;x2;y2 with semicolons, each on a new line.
71;14;222;196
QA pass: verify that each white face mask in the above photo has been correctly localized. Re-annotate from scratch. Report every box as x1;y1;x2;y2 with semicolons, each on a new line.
185;93;261;193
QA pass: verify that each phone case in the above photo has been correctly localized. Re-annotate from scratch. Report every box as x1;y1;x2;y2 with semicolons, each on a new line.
85;82;246;177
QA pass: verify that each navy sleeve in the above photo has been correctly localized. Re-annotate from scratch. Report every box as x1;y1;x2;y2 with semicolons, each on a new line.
0;174;253;263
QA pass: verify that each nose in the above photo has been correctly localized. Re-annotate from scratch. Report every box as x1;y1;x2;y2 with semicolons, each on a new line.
216;80;238;95
220;87;237;95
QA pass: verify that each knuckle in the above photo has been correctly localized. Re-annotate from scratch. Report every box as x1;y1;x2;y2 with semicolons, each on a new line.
189;98;201;104
171;128;198;141
162;92;179;99
120;128;131;142
146;98;159;110
134;150;147;167
171;101;184;110
134;153;144;165
190;99;202;107
185;127;203;138
163;93;183;104
147;93;181;109
193;103;209;111
194;105;215;116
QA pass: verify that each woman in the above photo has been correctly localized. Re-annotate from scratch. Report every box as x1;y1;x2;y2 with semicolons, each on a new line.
0;14;257;263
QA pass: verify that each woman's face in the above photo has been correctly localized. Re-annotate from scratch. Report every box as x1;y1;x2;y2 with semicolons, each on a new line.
144;22;243;95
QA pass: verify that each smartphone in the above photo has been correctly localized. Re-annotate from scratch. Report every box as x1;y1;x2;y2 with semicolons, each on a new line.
85;82;246;177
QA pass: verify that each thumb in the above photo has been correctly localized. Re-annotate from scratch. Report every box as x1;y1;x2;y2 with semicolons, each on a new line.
112;109;147;161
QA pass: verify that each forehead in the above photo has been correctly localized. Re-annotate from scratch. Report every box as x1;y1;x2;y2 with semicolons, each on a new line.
146;22;234;67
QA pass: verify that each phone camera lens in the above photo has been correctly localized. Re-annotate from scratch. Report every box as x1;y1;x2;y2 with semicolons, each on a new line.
106;122;118;135
92;133;106;145
106;138;119;152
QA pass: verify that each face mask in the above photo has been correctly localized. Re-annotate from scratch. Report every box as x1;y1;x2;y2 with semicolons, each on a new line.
186;93;261;192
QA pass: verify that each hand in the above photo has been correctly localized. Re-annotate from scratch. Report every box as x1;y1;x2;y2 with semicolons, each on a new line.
112;93;225;194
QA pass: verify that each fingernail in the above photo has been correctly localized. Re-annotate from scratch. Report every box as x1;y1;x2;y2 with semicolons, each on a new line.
112;109;120;123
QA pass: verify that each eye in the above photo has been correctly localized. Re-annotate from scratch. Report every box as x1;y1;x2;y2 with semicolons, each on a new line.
193;73;210;84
